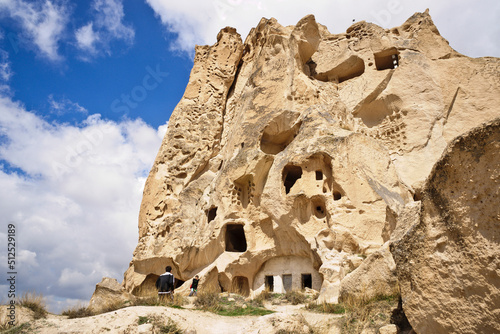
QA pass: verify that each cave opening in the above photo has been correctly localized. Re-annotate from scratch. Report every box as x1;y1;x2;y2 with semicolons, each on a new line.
374;49;400;70
207;206;217;223
231;276;250;296
301;274;312;290
225;224;247;252
283;165;303;194
312;196;327;219
174;279;185;289
260;112;302;155
265;275;274;292
333;191;342;201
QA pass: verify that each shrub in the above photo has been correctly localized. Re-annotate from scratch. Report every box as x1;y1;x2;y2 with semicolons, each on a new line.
134;296;159;307
17;292;47;319
194;291;220;312
340;292;400;334
305;301;346;314
96;300;127;314
140;315;182;334
194;291;273;316
284;290;308;305
0;322;32;333
158;318;183;334
61;305;93;319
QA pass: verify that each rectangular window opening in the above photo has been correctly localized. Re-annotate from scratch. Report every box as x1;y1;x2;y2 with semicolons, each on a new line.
301;274;312;290
265;275;274;292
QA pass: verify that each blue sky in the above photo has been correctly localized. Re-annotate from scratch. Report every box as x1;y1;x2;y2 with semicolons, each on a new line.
0;0;498;313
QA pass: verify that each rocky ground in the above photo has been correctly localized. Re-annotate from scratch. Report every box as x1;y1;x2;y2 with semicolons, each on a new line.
1;296;403;334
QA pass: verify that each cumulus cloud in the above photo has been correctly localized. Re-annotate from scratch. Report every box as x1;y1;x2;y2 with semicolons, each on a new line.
0;0;69;60
75;0;134;58
0;94;165;312
146;0;500;58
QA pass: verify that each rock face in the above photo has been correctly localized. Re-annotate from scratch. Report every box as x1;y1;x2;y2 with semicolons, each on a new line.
89;277;136;313
121;8;499;328
391;119;500;334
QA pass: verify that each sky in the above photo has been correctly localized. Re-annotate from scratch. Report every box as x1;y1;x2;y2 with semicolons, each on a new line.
0;0;498;313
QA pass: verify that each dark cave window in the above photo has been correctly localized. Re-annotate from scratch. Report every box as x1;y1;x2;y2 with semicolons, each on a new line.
225;224;247;252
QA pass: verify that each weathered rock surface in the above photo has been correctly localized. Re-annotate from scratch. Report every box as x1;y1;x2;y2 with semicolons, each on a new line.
114;9;499;332
339;244;398;303
391;118;500;334
88;277;136;313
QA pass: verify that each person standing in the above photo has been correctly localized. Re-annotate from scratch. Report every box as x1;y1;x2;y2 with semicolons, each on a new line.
156;266;175;301
189;275;200;296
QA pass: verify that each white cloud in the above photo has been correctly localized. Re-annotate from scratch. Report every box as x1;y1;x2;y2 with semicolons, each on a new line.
0;0;69;60
75;0;134;58
0;49;12;81
93;0;134;42
75;22;98;53
146;0;500;58
0;94;166;312
48;94;88;115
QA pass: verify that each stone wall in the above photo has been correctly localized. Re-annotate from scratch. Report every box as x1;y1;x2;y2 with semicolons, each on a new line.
252;256;322;294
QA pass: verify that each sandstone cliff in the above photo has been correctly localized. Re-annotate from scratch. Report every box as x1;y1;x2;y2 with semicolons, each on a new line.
117;9;499;332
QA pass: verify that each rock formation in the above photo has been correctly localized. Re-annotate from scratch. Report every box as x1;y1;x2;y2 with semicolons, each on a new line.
113;9;499;332
89;277;136;314
391;119;500;334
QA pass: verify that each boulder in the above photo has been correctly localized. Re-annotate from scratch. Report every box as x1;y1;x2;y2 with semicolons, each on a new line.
88;277;136;314
391;119;500;333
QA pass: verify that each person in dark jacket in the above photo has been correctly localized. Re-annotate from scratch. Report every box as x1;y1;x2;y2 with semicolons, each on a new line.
189;275;200;296
155;266;175;301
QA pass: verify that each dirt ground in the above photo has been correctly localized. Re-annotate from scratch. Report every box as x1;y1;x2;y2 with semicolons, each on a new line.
2;301;345;334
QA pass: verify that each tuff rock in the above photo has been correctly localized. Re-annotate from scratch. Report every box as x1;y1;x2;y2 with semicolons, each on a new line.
88;277;136;314
391;118;500;334
111;9;499;331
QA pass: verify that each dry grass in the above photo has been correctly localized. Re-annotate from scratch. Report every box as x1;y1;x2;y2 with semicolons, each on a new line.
0;292;47;332
17;292;47;320
340;293;400;334
194;291;273;316
137;315;182;334
61;305;94;319
193;290;221;312
61;299;127;319
284;290;309;305
133;284;157;298
305;301;346;314
0;322;33;333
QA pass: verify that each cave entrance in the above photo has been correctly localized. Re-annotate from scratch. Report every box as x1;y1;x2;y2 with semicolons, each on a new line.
132;273;159;296
207;206;217;223
174;278;185;289
265;276;274;292
260;111;302;155
374;48;400;70
301;274;312;290
231;276;250;296
225;224;247;252
333;190;342;201
283;165;302;194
